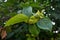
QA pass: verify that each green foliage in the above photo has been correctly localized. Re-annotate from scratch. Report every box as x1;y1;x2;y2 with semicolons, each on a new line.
29;10;44;24
35;10;44;18
4;6;53;40
5;14;28;27
29;25;40;37
27;37;36;40
0;0;60;40
37;17;52;31
22;6;33;17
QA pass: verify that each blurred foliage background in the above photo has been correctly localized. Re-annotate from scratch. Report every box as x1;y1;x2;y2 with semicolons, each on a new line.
0;0;60;40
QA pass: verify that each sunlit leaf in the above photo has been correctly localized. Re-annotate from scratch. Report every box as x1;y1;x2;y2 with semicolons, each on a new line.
29;16;39;24
28;10;44;24
36;10;44;18
4;14;28;27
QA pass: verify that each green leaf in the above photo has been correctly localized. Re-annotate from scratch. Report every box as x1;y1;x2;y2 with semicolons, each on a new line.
29;16;39;24
22;6;32;17
37;17;53;31
27;37;36;40
28;10;44;24
29;25;40;37
36;10;44;18
4;14;28;27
